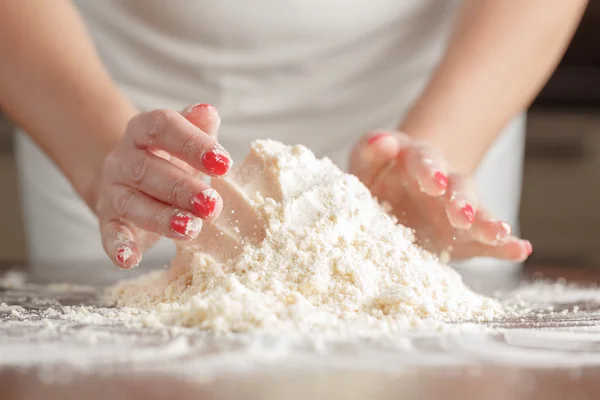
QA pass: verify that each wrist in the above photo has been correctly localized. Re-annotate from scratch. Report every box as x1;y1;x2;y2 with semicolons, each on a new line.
399;109;486;175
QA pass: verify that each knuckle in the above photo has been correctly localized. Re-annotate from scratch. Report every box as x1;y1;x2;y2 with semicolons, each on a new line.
145;109;176;142
180;133;200;157
126;154;153;186
168;176;191;205
147;207;169;232
101;221;122;244
115;188;136;218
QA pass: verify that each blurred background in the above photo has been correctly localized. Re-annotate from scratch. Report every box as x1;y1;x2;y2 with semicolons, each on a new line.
0;3;599;269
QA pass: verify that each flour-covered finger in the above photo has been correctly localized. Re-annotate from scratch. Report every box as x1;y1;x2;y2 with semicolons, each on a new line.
100;220;142;270
127;109;232;177
452;237;532;262
404;145;448;196
106;185;203;240
444;174;478;230
469;208;512;245
115;149;223;220
181;103;221;137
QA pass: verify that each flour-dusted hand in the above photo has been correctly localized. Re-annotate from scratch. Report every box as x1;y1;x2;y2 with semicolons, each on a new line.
350;130;532;263
94;104;231;269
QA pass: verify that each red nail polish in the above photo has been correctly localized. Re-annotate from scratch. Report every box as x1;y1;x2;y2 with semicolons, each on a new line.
202;146;231;176
192;188;219;219
433;172;448;190
116;245;133;265
461;204;475;223
368;133;389;145
171;213;202;238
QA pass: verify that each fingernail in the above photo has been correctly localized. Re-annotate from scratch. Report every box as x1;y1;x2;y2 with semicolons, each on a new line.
183;104;220;131
192;188;219;219
116;244;136;268
202;146;231;176
183;103;216;114
433;172;448;190
368;132;390;145
461;204;475;223
170;213;202;238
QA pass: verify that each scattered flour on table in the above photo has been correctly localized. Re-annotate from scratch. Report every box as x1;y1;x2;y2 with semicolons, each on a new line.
500;279;600;305
107;140;502;337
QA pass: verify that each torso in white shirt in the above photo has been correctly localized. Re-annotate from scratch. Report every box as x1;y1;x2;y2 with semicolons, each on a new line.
15;0;525;282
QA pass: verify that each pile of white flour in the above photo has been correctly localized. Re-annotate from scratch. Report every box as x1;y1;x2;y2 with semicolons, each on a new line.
109;140;502;337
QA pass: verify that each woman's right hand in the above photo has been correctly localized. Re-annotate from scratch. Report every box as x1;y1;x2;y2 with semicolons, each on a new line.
94;104;232;269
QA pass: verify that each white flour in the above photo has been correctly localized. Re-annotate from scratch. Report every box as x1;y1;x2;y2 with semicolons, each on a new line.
4;271;600;376
108;140;502;337
5;141;600;378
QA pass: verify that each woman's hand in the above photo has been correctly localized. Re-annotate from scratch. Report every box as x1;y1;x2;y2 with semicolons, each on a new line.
350;130;532;263
94;104;232;269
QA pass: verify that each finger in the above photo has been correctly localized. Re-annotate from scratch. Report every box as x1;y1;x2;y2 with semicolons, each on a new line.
374;132;448;196
115;149;223;220
469;208;512;245
127;109;232;177
444;174;478;230
451;236;533;262
178;104;221;180
104;184;204;240
403;145;448;196
99;220;142;270
349;130;402;186
181;103;221;137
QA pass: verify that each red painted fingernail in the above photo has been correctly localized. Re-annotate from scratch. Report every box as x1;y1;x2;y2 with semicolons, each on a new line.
433;172;448;190
116;245;134;267
170;213;202;238
202;146;231;176
192;188;219;219
368;132;389;145
461;204;475;223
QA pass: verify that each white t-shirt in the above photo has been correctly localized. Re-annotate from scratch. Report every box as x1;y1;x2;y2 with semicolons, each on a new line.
15;0;525;284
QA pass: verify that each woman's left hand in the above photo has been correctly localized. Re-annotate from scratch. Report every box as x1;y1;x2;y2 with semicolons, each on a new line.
349;130;532;262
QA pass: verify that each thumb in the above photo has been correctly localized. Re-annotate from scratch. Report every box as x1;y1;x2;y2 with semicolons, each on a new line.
349;130;402;186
